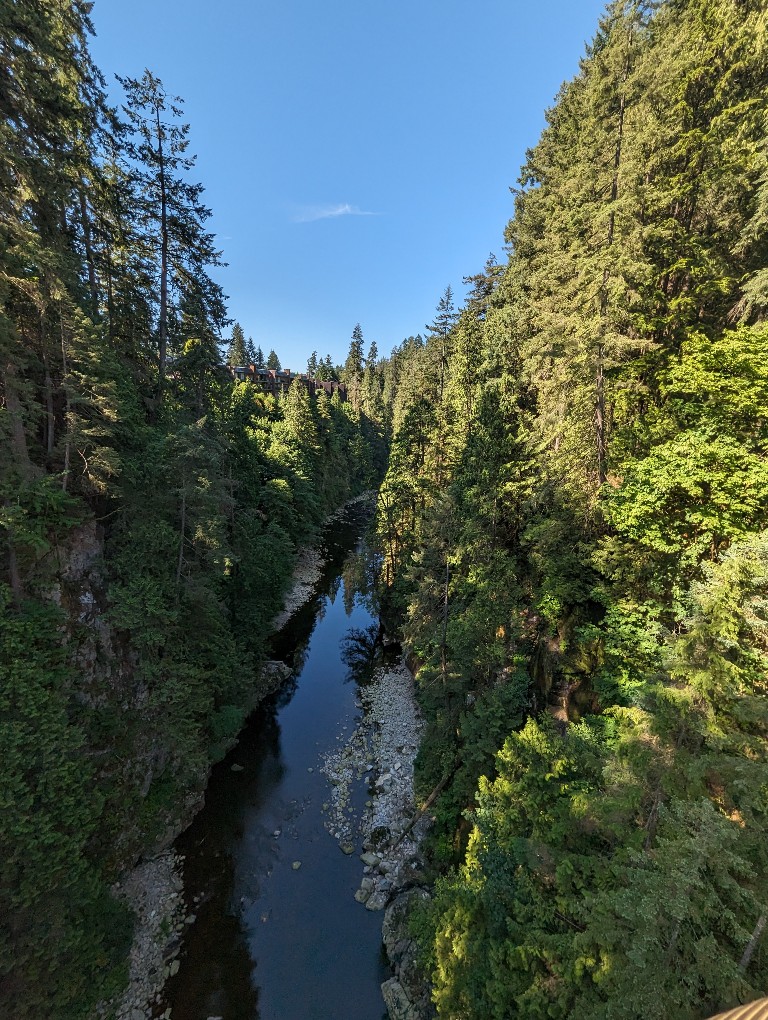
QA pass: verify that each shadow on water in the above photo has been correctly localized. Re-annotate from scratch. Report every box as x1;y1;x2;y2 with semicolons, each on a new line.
160;502;390;1020
341;624;380;686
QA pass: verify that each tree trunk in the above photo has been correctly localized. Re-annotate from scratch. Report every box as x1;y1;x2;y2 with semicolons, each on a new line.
595;338;607;484
441;555;450;678
1;359;36;602
60;317;71;493
105;237;115;345
156;104;169;390
393;767;457;847
740;910;767;971
78;185;99;319
6;525;24;606
41;315;55;457
176;485;186;590
1;361;35;482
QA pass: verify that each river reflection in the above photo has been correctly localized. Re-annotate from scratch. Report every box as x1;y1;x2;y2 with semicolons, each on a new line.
162;505;388;1020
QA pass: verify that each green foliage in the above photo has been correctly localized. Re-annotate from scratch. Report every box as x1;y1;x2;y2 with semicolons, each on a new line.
226;322;248;366
0;589;133;1019
373;4;768;1018
0;3;394;1015
4;1;767;1017
209;704;246;762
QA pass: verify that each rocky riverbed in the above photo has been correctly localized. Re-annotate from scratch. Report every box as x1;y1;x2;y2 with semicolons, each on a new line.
271;544;327;630
320;658;435;1018
106;852;184;1020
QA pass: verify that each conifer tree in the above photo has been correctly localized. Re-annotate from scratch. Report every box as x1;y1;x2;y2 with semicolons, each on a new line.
425;286;458;402
374;7;768;1018
117;70;224;390
345;324;365;411
266;348;281;370
226;322;247;366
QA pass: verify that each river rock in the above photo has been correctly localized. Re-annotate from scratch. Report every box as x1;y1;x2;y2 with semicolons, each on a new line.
317;651;431;1016
365;887;390;911
262;659;293;682
106;851;185;1020
381;890;435;1019
271;547;326;631
381;978;423;1020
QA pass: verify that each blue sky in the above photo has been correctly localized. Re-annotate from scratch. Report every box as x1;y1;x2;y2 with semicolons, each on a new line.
89;0;609;370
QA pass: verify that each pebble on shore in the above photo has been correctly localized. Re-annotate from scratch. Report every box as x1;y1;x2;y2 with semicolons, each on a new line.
320;659;430;907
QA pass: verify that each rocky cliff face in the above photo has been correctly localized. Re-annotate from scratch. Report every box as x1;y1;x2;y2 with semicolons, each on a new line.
49;521;205;869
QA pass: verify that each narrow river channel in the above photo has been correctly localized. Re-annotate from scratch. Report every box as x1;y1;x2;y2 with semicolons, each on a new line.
161;504;389;1019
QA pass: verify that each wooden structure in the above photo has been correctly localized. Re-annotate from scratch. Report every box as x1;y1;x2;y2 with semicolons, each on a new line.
708;998;768;1020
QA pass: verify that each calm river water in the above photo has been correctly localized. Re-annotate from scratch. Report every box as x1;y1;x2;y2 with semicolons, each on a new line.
161;504;388;1019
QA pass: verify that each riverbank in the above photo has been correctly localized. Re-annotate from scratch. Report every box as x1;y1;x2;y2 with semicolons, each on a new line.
270;544;327;631
272;491;376;630
107;853;183;1020
320;658;435;1018
320;660;428;893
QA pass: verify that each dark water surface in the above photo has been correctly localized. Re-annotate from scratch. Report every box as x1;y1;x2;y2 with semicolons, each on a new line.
162;505;388;1020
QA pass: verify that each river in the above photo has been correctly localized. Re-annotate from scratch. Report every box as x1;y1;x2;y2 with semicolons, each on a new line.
161;503;389;1019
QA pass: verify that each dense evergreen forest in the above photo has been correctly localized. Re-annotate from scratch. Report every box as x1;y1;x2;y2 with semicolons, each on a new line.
0;4;390;1015
2;0;768;1018
375;1;768;1017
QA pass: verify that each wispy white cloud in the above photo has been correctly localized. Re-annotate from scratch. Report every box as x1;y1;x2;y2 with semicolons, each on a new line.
293;202;380;223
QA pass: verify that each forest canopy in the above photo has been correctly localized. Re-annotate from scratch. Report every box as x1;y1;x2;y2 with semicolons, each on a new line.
2;0;767;1018
373;1;768;1016
0;4;389;1015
